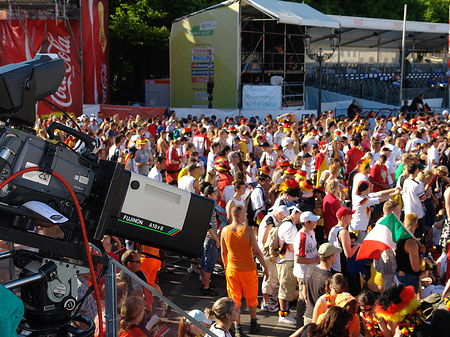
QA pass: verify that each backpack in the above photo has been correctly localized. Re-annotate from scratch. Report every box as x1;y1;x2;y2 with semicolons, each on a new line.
263;218;288;259
245;185;264;227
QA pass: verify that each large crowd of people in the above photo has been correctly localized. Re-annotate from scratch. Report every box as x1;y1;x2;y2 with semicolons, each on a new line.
34;107;450;336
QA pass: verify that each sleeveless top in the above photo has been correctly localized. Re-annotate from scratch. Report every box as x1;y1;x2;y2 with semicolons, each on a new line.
396;238;421;276
230;196;245;208
328;226;347;274
226;226;256;272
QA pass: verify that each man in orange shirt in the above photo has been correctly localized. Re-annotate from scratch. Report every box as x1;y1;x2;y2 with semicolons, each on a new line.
221;205;269;337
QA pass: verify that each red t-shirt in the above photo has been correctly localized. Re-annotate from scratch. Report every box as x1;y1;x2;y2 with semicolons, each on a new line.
346;147;364;175
370;163;388;192
147;124;156;141
322;193;340;237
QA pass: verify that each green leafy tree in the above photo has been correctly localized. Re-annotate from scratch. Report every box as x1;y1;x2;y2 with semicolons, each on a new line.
109;0;221;104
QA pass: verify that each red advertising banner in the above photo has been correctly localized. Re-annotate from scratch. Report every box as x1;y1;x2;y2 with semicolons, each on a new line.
0;19;82;115
81;0;110;105
99;105;165;121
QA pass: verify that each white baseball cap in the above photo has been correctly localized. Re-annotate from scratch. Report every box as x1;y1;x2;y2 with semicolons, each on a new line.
186;309;212;325
300;211;320;223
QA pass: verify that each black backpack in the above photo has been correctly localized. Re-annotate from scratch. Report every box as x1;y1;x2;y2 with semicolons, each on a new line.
245;185;265;227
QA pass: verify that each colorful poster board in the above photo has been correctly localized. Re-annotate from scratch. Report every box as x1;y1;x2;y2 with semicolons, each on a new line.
170;2;239;108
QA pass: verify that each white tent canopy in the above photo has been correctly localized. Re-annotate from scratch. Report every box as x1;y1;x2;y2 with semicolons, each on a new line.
308;15;448;51
176;0;447;51
242;0;339;28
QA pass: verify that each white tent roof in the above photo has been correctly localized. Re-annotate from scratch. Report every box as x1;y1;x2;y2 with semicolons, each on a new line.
243;0;339;28
307;15;448;51
175;0;447;51
331;15;448;34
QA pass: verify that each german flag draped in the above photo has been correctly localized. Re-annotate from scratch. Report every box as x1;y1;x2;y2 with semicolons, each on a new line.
314;152;328;187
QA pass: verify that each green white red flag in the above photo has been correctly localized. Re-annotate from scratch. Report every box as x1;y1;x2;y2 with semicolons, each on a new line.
356;213;413;260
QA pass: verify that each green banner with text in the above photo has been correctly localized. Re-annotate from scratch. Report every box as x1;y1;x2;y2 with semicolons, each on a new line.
170;2;239;108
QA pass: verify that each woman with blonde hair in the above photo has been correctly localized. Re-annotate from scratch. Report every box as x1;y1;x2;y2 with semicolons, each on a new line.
323;178;343;237
177;309;212;337
205;297;240;337
319;162;341;188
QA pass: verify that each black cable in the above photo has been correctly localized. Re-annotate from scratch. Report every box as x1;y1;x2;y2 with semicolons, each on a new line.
73;247;109;317
42;98;83;134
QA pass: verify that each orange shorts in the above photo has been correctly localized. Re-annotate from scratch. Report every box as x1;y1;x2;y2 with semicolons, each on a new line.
225;269;259;308
141;257;161;284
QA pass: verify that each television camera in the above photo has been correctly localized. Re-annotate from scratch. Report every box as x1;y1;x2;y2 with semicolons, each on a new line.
0;54;214;336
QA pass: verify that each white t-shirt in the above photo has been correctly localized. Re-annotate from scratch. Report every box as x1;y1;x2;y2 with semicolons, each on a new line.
276;218;298;263
148;167;162;182
329;225;345;272
402;178;425;218
293;230;318;279
352;172;369;200
178;175;196;193
284;148;295;163
207;151;216;173
428;145;440;170
350;193;380;231
257;213;278;253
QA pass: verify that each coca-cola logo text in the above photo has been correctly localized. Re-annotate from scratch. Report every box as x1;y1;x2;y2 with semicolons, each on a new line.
47;32;73;107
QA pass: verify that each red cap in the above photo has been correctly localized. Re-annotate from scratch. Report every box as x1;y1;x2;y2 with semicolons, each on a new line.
284;167;297;175
273;144;282;151
277;157;290;167
336;207;355;218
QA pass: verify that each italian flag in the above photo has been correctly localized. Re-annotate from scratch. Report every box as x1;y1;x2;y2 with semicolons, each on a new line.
356;213;413;260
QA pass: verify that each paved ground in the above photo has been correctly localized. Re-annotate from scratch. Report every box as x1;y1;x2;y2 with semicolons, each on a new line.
158;254;297;337
0;243;297;337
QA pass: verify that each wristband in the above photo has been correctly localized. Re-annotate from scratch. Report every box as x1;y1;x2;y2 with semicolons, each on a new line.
419;253;425;258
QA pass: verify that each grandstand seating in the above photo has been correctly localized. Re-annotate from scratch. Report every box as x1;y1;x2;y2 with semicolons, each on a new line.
305;63;448;106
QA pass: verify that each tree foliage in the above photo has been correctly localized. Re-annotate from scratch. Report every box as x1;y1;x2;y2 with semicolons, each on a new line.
108;0;450;104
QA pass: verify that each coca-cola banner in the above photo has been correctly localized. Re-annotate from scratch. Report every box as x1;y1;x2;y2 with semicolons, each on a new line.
0;19;82;115
81;0;110;104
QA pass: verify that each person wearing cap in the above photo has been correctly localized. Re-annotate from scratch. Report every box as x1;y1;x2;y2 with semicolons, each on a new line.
293;211;321;327
221;205;269;336
282;137;295;163
260;142;277;177
257;205;290;313
273;124;286;146
135;137;153;176
178;309;212;337
301;153;313;180
199;186;220;296
276;203;302;325
273;182;300;209
302;243;341;325
124;146;139;173
328;207;361;279
350;180;401;243
178;163;200;194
